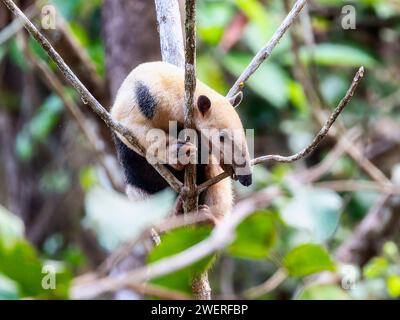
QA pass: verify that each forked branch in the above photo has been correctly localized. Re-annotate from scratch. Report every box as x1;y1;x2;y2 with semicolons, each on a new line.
198;67;365;193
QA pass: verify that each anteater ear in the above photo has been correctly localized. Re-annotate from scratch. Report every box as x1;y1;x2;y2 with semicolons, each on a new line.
229;91;243;108
197;95;212;115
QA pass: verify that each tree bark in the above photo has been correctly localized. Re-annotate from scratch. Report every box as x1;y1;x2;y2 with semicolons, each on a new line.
102;0;161;99
101;0;162;299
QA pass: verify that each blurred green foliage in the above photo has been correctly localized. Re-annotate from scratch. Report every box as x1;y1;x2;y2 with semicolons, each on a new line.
1;0;400;300
0;206;71;299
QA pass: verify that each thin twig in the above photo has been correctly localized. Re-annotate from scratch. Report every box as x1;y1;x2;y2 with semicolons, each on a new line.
126;283;191;300
197;67;365;193
1;0;183;193
24;46;124;190
243;268;288;299
252;67;364;165
227;0;308;98
313;180;400;195
295;128;361;184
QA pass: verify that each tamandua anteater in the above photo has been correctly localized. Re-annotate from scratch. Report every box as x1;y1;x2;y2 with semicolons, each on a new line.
111;61;252;221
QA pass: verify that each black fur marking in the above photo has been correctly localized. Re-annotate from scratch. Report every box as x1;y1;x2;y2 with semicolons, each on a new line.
136;81;157;119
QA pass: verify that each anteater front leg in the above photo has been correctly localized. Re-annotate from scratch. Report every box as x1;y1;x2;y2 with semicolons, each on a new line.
200;163;233;223
116;123;197;171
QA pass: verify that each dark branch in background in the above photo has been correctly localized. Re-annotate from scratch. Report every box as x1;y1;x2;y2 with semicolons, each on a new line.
252;67;364;165
288;0;400;267
22;46;123;190
1;0;183;193
197;67;365;193
0;0;41;45
336;193;400;266
42;15;109;105
226;0;308;98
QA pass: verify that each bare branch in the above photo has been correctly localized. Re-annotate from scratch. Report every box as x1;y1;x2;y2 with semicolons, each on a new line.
243;268;287;299
295;128;361;184
227;0;308;98
25;50;124;190
183;0;198;212
336;194;395;266
197;67;365;193
126;283;191;300
182;0;211;301
1;0;183;193
313;180;400;195
252;67;365;165
71;187;281;299
154;0;185;68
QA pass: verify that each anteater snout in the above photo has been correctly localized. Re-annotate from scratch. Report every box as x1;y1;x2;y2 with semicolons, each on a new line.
238;174;252;187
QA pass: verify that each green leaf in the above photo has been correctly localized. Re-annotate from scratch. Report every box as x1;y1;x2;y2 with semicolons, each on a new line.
383;241;399;261
8;39;27;70
0;275;19;300
0;207;71;299
228;211;277;260
234;0;269;33
0;205;25;247
288;81;309;115
281;188;342;242
79;166;99;192
0;239;71;299
387;275;400;298
299;284;350;300
16;95;64;161
148;227;214;294
300;43;378;68
284;244;335;277
198;54;228;94
84;187;175;251
363;257;389;279
198;2;234;45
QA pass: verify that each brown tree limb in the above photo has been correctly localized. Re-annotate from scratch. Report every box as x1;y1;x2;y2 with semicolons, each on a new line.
1;0;183;193
182;0;211;301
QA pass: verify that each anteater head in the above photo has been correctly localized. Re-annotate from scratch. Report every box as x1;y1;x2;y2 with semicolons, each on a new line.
194;91;252;187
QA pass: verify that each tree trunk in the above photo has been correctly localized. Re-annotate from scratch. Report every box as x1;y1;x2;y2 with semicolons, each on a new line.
101;0;161;299
102;0;161;99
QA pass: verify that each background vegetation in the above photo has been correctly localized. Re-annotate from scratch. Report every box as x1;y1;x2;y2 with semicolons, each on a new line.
0;0;400;300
